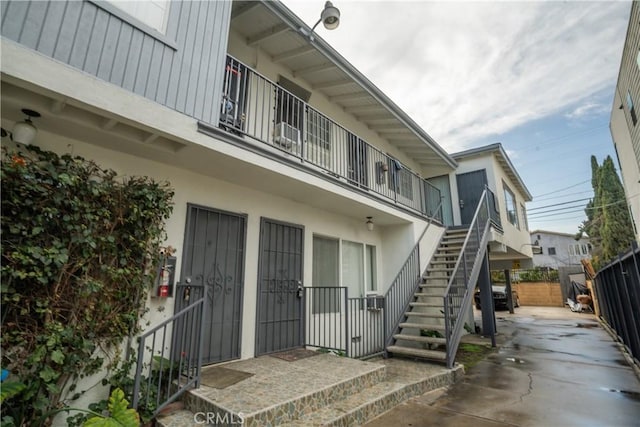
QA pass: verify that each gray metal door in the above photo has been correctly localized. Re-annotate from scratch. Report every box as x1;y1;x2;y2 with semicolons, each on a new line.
176;205;246;365
456;169;488;225
256;218;304;355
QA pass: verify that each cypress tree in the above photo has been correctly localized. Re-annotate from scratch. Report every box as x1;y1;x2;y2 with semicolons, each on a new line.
580;156;635;265
597;156;634;260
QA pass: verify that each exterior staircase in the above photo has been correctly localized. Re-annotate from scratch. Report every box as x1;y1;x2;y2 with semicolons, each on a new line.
386;227;469;363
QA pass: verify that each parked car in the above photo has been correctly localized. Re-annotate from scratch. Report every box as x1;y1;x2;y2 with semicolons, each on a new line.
474;285;519;310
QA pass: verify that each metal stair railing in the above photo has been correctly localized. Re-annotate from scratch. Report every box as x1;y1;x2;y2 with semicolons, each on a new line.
443;188;493;368
384;199;444;349
132;296;205;417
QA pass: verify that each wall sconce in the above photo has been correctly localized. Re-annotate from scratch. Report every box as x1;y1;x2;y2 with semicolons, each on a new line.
299;1;341;41
366;217;374;231
1;109;41;145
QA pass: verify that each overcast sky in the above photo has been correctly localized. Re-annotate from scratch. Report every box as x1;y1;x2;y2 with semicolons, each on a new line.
285;0;631;234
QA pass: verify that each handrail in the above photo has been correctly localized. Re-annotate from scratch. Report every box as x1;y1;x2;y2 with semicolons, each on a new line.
220;54;443;221
384;198;444;348
132;296;205;416
443;188;492;368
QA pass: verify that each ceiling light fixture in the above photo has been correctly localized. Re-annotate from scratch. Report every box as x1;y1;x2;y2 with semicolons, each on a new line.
366;216;374;232
3;109;41;145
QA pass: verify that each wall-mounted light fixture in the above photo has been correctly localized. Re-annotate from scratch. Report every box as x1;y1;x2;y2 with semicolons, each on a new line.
299;1;340;41
366;216;374;232
1;109;41;145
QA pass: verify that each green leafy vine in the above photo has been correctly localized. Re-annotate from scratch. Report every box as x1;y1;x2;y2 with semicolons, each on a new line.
1;145;174;426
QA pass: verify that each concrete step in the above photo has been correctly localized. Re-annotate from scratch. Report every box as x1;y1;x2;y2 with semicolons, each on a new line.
178;355;386;426
280;361;462;426
409;302;443;308
429;260;458;266
440;237;465;247
386;345;447;361
393;334;447;345
399;322;447;332
157;409;204;427
404;312;444;319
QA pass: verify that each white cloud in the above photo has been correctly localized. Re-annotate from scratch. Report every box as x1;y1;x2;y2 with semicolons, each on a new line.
286;1;630;152
565;102;610;120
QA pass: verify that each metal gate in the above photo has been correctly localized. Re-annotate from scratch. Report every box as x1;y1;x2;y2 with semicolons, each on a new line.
175;205;246;365
256;218;304;355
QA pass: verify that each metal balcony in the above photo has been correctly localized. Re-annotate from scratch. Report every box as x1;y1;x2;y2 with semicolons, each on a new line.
219;55;443;221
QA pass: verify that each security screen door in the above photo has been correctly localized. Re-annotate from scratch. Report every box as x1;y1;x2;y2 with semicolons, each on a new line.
256;218;304;355
176;205;246;364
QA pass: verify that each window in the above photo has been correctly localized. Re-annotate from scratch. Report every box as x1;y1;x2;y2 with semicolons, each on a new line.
627;90;637;126
107;0;170;34
221;57;248;131
503;184;519;228
581;244;589;255
306;108;330;150
312;236;378;313
275;77;310;146
312;236;339;313
388;157;414;200
548;247;556;255
365;245;377;293
342;241;364;299
520;203;528;231
568;245;575;256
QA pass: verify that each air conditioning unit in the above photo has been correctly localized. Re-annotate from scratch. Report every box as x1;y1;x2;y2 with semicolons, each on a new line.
274;122;300;150
366;293;383;312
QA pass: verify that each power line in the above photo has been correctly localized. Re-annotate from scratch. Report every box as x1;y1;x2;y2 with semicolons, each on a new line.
528;197;592;211
527;194;639;219
532;180;590;198
528;208;588;219
533;190;594;203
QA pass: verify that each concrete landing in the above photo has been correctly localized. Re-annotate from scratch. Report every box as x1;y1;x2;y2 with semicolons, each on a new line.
365;306;640;427
157;353;462;426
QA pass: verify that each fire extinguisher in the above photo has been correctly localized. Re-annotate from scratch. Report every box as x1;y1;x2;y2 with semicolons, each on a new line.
158;261;170;298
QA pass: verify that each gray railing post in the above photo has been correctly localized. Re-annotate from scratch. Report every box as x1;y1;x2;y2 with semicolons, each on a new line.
132;337;145;410
195;296;207;388
344;287;349;357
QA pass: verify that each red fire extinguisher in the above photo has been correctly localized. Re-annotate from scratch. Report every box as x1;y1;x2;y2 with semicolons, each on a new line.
158;263;170;297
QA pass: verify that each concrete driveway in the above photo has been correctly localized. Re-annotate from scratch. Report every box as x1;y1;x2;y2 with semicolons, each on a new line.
365;306;640;427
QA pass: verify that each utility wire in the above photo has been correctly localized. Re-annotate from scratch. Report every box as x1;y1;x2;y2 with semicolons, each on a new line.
527;194;638;219
528;197;592;211
533;190;593;203
532;180;590;198
528;208;588;219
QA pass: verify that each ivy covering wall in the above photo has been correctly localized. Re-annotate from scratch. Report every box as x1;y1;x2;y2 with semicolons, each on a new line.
1;145;174;426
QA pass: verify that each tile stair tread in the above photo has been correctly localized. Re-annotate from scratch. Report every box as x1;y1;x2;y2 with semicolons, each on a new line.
281;380;409;426
386;345;447;360
393;334;447;344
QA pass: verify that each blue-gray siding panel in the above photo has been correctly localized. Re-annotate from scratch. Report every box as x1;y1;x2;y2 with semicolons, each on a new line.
69;3;96;69
96;15;121;81
20;1;47;49
53;0;82;63
3;0;29;43
2;0;232;128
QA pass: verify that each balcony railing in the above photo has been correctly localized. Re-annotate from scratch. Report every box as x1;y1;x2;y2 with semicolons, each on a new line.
220;55;442;221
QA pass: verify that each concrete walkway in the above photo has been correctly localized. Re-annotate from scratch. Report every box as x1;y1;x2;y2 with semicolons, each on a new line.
365;306;640;427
